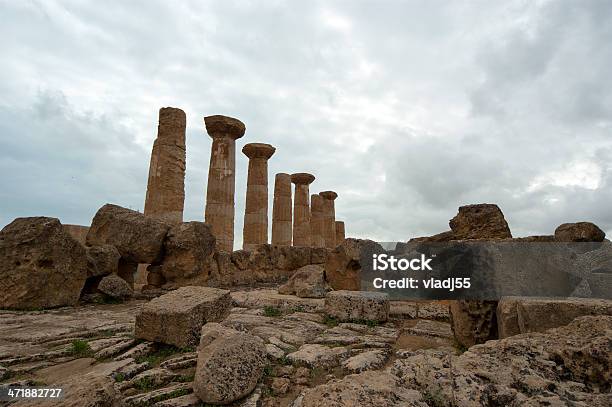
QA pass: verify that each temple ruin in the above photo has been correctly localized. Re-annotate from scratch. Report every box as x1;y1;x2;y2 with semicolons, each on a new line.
291;173;316;247
203;115;246;252
143;107;186;224
319;190;338;249
271;173;292;246
242;143;276;250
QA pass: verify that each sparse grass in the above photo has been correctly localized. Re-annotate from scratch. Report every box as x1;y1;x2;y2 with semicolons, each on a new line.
453;339;468;354
146;388;191;405
263;364;274;377
133;376;156;391
289;305;305;313
176;374;194;383
92;295;123;305
323;315;338;327
264;306;282;317
135;344;193;366
278;355;292;366
68;340;93;357
423;385;446;407
114;373;126;383
309;367;326;380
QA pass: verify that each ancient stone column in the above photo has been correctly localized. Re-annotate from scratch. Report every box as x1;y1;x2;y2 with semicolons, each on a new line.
271;173;292;246
335;220;345;244
144;107;186;224
310;194;325;248
319;191;338;249
204;115;246;252
291;173;315;247
242;143;276;250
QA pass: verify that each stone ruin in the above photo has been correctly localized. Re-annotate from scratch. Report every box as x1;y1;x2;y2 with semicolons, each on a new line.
0;108;611;406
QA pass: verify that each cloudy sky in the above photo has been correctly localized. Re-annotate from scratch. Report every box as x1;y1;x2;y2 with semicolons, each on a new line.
1;0;611;247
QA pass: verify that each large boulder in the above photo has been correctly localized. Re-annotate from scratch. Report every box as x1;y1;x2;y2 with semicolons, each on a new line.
449;203;512;239
135;286;231;348
0;217;87;309
449;300;498;348
325;290;390;322
278;265;330;298
324;238;384;290
86;204;170;264
497;296;612;338
97;274;133;300
160;221;216;282
85;244;120;277
194;323;266;404
554;222;605;242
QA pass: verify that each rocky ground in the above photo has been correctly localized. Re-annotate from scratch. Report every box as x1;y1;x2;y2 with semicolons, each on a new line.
1;288;609;407
0;289;451;407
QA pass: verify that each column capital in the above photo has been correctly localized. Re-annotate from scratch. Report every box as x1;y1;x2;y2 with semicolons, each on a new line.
319;190;338;200
291;172;315;185
204;115;246;140
242;143;276;159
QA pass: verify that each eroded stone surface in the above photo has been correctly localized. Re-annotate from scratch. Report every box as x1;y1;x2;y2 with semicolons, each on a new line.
278;265;330;298
325;291;390;322
135;286;231;347
0;217;87;309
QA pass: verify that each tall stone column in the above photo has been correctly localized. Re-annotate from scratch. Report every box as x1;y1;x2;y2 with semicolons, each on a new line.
291;173;315;247
144;107;186;224
310;194;325;248
335;221;345;244
204;115;246;252
242;143;276;250
319;191;338;249
271;173;292;246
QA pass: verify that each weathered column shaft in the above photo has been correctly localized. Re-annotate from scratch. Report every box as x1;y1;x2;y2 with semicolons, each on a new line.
335;220;345;244
320;191;338;249
310;194;325;248
242;143;276;250
144;107;186;224
204;115;246;252
271;173;292;246
291;173;315;247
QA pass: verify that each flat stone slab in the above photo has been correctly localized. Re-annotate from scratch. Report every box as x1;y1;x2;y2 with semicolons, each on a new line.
135;286;231;348
231;289;324;312
287;344;349;368
497;296;612;338
325;291;390;322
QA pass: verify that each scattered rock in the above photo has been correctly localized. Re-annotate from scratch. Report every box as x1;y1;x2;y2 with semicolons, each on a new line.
278;265;330;298
324;238;384;290
135;286;231;348
160;221;216;282
293;370;425;407
449;203;512;239
86;203;170;264
554;222;606;242
325;290;390;322
271;377;291;395
341;349;389;373
97;274;133;300
287;344;349;368
497;296;612;338
449;300;498;348
0;217;87;309
194;325;266;404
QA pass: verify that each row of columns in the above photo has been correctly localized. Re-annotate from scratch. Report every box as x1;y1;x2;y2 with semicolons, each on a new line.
144;110;346;252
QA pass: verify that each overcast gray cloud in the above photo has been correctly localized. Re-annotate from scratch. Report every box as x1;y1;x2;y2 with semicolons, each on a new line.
1;0;611;247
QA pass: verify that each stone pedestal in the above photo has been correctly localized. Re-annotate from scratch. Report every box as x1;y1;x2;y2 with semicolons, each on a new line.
319;191;338;249
291;173;315;247
335;221;345;244
204;115;246;252
144;107;186;224
242;143;276;250
272;173;292;246
310;194;325;248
